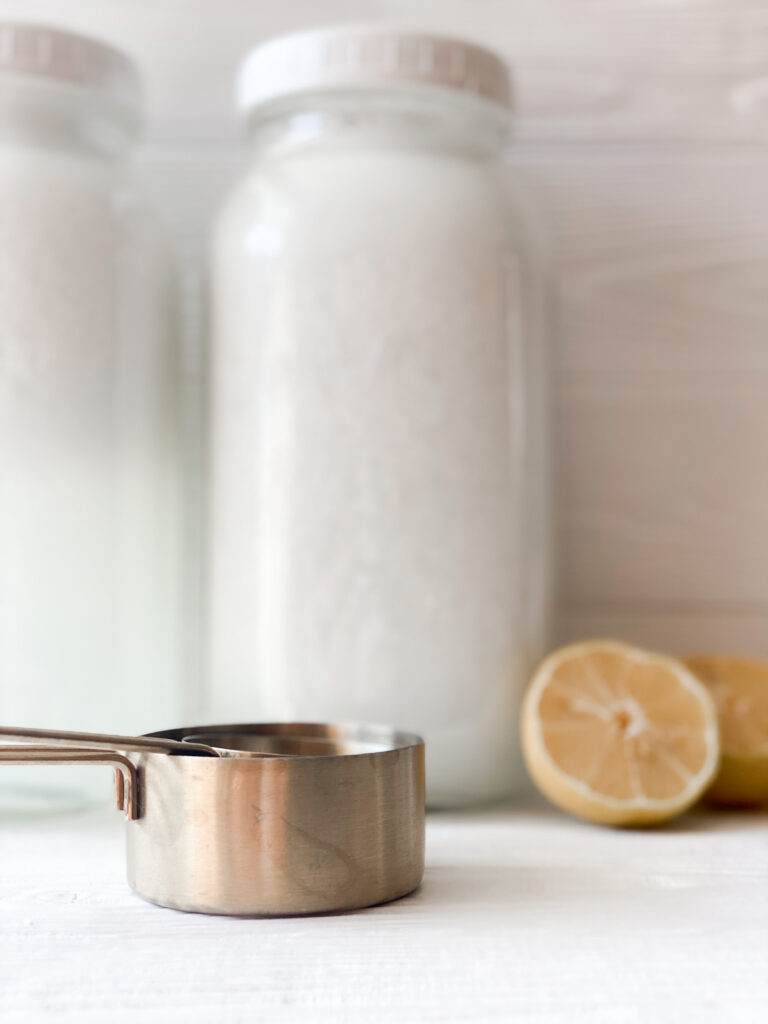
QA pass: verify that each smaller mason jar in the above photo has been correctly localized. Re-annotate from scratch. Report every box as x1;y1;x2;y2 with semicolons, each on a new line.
0;24;183;812
210;28;552;806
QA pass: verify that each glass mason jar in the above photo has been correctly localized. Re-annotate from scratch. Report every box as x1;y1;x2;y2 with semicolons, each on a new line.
0;25;182;812
210;28;552;806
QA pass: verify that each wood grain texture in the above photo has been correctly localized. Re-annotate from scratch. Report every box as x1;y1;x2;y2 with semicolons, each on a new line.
1;0;766;648
559;380;768;606
523;151;768;378
559;607;768;656
1;806;768;1023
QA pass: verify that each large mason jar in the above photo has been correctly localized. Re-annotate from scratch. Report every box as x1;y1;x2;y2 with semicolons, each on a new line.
0;25;182;811
210;28;551;806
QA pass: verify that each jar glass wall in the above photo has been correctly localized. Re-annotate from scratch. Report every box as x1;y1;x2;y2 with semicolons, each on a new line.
209;30;552;806
0;25;183;813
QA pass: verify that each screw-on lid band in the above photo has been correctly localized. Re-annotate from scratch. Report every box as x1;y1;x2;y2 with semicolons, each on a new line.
238;27;513;114
0;22;140;112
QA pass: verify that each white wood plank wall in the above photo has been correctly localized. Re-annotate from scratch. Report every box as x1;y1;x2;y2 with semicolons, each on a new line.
4;0;767;658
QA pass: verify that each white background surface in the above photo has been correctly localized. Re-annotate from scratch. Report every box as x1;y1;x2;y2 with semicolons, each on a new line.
2;0;766;656
1;802;767;1022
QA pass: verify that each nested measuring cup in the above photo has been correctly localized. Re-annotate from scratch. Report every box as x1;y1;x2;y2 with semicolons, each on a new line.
0;722;425;915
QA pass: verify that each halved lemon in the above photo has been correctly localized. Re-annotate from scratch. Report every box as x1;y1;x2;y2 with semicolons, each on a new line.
521;640;720;826
685;655;768;806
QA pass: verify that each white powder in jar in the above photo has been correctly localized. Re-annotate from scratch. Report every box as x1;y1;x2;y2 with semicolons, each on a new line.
210;33;551;803
212;128;545;805
0;126;181;807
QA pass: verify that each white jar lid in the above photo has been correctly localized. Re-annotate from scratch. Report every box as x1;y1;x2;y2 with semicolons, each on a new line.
0;22;140;110
237;27;512;114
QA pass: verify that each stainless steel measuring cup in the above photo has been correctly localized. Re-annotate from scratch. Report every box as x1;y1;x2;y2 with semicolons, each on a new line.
0;722;425;916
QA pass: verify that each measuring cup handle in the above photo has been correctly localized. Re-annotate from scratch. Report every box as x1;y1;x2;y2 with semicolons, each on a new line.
0;746;141;820
0;725;218;758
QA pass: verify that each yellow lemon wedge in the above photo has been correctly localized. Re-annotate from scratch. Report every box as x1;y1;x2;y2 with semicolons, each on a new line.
521;640;720;826
685;655;768;806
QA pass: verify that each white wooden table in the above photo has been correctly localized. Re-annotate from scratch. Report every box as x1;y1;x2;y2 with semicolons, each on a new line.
1;800;767;1023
